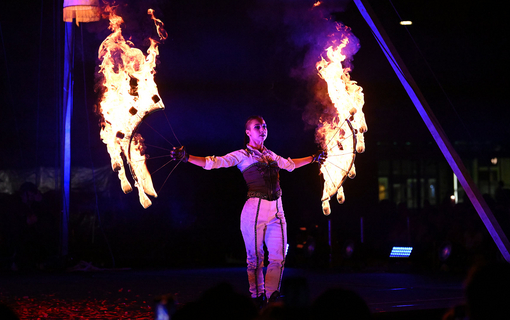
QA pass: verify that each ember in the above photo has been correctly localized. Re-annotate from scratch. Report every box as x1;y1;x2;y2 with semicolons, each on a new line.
97;6;167;208
3;295;154;319
315;23;367;215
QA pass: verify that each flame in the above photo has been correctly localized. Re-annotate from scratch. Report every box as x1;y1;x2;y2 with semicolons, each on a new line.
97;6;167;208
316;24;367;215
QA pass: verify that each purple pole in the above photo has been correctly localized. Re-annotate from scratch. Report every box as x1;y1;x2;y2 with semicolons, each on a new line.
61;22;74;256
354;0;510;261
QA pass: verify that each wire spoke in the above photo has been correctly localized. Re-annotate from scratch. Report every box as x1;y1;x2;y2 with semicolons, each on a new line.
327;151;357;157
164;112;182;147
140;120;175;148
146;154;172;161
325;118;348;148
323;165;340;190
325;157;353;174
152;159;174;175
145;143;173;151
129;154;171;164
319;118;357;206
157;159;182;195
326;131;354;152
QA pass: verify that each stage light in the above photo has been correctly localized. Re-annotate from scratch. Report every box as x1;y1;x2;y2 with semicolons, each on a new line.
63;0;101;25
438;242;452;261
342;240;355;259
389;246;413;258
399;21;413;26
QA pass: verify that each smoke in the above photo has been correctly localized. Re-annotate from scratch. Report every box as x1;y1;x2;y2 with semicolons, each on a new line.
249;0;360;129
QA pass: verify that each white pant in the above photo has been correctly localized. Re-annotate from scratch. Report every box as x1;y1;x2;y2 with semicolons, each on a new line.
240;197;287;299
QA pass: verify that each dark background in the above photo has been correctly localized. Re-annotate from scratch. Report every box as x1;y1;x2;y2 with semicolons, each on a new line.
0;0;508;268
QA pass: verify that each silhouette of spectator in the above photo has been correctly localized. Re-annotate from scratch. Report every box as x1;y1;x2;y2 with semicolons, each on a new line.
4;182;45;270
256;277;311;320
0;302;20;320
1;181;60;271
443;262;510;320
464;262;510;320
310;287;372;320
173;282;258;320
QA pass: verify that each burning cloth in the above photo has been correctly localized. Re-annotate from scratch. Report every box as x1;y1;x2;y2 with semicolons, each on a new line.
97;7;167;208
315;23;367;215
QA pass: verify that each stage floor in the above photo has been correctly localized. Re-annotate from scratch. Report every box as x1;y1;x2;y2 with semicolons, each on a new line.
0;266;465;319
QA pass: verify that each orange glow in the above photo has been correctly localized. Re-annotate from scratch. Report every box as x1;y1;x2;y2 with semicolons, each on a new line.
97;6;167;208
313;1;322;7
316;24;367;215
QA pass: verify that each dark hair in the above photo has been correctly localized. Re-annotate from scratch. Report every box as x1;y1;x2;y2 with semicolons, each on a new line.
465;262;510;320
244;115;264;147
311;287;372;320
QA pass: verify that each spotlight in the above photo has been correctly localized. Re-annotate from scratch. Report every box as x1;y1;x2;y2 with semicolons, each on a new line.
342;240;355;259
399;20;413;26
438;242;452;261
389;246;413;258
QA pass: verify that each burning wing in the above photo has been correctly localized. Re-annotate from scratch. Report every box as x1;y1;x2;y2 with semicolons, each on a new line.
98;7;167;208
319;119;357;215
315;24;367;215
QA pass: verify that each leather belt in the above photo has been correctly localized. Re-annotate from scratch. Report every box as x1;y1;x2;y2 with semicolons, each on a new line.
247;189;282;201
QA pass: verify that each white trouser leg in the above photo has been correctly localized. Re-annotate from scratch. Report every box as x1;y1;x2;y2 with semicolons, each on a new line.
241;197;286;298
265;198;286;298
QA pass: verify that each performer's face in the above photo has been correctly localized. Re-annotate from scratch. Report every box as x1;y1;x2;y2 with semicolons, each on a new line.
246;119;267;144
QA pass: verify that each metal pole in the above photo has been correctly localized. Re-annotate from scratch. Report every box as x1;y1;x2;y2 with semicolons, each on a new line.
61;21;74;257
354;0;510;261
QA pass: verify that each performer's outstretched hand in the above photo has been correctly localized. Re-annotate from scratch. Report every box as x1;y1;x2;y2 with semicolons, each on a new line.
170;146;189;162
312;150;327;164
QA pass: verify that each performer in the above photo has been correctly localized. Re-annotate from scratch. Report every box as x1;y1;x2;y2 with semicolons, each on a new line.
170;115;326;308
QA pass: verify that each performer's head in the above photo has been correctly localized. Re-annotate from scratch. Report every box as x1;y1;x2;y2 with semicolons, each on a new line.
244;115;267;147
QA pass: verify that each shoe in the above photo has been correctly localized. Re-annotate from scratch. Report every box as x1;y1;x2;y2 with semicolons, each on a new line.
268;291;280;304
252;294;267;310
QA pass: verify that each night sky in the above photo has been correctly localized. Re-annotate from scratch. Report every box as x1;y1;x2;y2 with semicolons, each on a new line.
0;0;508;265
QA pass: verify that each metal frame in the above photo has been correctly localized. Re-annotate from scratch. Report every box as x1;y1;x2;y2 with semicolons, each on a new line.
354;0;510;261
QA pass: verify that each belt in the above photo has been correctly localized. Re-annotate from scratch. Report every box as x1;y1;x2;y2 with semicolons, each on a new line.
247;189;282;201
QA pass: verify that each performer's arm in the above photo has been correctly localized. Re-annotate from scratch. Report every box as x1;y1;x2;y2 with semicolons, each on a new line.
170;146;242;169
188;155;206;167
291;150;327;169
292;156;314;169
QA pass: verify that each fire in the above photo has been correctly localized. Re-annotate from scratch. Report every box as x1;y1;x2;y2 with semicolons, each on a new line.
316;24;367;215
97;6;167;208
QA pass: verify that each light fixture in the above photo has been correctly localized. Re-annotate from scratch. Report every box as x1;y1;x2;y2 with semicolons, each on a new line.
399;21;413;26
438;242;452;261
342;240;355;259
63;0;101;25
389;246;413;258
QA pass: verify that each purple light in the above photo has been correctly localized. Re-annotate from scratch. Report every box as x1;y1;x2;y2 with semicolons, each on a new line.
389;246;413;258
